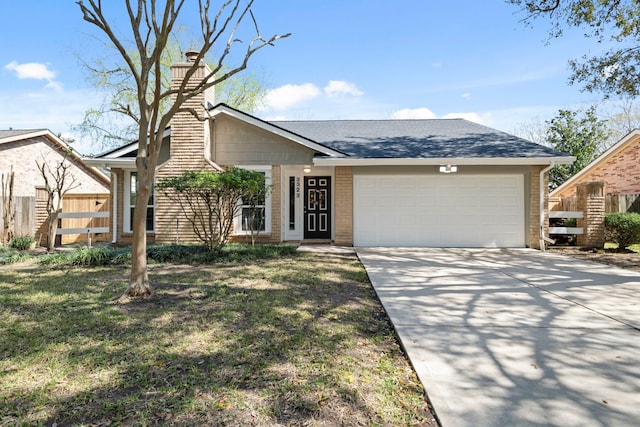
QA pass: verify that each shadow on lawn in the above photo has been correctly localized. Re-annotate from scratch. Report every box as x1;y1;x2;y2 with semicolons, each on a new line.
0;254;430;426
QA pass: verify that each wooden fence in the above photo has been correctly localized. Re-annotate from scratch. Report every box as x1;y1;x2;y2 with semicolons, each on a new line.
551;193;640;214
0;196;35;241
1;193;110;245
59;194;110;244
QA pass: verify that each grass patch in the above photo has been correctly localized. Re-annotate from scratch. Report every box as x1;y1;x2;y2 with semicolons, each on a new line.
0;251;435;426
0;246;35;265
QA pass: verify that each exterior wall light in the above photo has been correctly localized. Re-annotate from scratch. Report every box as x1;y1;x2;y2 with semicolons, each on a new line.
303;165;312;173
439;164;458;173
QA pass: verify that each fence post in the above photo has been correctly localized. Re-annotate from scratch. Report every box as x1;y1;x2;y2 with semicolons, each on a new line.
576;181;605;249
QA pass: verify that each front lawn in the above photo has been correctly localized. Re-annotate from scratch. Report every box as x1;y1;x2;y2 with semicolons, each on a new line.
0;249;436;426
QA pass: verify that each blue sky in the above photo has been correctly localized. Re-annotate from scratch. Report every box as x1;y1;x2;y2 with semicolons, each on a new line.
0;0;609;154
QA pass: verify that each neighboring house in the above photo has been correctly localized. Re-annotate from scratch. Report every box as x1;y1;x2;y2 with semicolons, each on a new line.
0;129;110;243
551;129;640;199
86;56;573;249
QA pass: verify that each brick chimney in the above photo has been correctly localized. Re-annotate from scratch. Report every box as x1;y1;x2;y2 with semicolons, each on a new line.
167;51;215;170
155;52;217;245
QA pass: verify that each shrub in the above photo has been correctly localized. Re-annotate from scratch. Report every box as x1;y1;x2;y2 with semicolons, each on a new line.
39;246;131;267
9;235;35;251
604;213;640;250
157;168;268;251
72;247;111;266
39;252;71;266
147;244;210;263
145;243;297;264
36;243;297;267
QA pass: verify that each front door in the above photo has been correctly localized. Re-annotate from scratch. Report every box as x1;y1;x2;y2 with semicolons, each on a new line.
304;176;331;239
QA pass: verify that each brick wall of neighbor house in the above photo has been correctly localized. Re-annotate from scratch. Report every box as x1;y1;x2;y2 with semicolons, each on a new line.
35;188;48;245
334;166;353;246
554;138;640;198
0;136;109;197
528;165;548;249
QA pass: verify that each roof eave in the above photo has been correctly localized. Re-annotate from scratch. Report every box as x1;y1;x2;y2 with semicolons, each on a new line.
83;158;137;169
313;156;576;167
0;129;50;144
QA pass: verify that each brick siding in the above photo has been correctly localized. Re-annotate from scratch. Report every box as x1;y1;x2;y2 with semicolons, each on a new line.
576;181;605;248
334;166;353;245
554;135;640;198
528;165;548;249
0;135;108;198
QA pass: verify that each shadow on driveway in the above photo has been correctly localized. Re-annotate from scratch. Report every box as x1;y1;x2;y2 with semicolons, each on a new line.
357;248;640;427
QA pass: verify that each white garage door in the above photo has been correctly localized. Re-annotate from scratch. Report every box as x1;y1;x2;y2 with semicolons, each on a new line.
353;174;524;247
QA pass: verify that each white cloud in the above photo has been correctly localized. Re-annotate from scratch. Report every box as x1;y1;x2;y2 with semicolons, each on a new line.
460;92;471;99
442;111;492;125
5;60;62;92
324;80;364;98
391;107;437;119
263;83;320;110
390;107;492;126
0;88;103;154
5;61;55;80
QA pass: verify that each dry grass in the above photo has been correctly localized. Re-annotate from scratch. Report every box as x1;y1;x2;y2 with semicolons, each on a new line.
0;251;437;426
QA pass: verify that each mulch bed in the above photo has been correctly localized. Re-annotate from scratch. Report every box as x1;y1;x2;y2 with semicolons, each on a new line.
548;247;640;272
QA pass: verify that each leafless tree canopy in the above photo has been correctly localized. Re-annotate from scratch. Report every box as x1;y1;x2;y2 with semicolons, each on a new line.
36;153;81;251
76;0;289;297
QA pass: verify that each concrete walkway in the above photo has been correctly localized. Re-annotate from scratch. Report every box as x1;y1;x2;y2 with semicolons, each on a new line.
356;248;640;427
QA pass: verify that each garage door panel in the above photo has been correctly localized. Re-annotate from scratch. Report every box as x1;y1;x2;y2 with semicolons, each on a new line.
354;174;525;247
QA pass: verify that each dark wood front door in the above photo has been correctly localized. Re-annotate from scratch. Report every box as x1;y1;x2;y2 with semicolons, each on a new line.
304;176;331;239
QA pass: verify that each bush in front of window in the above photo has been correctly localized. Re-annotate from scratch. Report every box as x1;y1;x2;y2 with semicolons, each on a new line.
157;168;268;251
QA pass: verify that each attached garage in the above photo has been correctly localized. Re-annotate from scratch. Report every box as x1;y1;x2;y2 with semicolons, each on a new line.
353;173;525;247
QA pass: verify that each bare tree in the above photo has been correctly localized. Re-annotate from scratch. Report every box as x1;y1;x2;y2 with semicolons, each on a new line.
73;28;270;151
597;96;640;150
36;154;81;252
77;0;289;298
1;168;15;246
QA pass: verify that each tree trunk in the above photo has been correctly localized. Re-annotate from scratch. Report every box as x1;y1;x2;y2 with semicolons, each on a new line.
1;171;15;246
46;210;60;252
122;167;153;298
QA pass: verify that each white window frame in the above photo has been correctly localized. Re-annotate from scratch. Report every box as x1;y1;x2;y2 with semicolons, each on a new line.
123;170;155;233
233;166;272;235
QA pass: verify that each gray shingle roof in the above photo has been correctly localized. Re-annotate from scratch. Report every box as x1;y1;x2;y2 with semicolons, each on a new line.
273;119;565;159
0;129;47;142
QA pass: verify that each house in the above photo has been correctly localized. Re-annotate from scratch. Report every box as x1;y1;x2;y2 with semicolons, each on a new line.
85;55;574;249
551;129;640;200
0;129;110;243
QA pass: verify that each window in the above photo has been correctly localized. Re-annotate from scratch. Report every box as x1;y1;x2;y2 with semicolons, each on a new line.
241;171;266;231
234;166;271;234
125;171;154;232
289;176;296;230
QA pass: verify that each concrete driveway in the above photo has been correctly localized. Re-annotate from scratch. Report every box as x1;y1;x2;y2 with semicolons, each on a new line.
356;248;640;427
